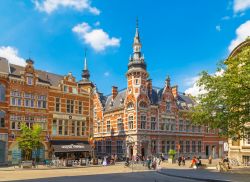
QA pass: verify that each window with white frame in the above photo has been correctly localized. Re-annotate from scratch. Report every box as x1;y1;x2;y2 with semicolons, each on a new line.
26;76;34;85
192;141;196;153
55;97;60;112
179;120;183;131
0;84;6;102
151;117;156;130
78;101;83;114
67;99;74;113
140;115;146;129
10;91;22;106
97;122;101;133
37;95;47;109
107;120;111;132
128;115;134;129
24;93;35;108
117;118;123;131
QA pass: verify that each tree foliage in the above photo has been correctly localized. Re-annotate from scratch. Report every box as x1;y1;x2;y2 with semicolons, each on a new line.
191;46;250;139
17;123;42;160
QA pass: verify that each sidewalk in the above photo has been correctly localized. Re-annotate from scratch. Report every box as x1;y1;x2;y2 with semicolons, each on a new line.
159;160;250;182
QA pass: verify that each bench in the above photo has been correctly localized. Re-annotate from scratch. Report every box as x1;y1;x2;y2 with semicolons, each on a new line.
21;161;33;168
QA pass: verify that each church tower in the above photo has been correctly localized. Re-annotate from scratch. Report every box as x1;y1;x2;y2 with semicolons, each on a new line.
126;19;149;97
78;51;94;93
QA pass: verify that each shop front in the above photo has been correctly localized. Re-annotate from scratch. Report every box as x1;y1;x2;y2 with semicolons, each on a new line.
50;140;92;167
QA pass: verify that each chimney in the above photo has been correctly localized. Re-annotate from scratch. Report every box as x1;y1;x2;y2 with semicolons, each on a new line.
112;86;118;100
171;85;178;98
146;79;152;96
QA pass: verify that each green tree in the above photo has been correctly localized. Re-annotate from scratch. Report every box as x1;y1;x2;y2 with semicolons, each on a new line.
17;123;42;160
191;45;250;139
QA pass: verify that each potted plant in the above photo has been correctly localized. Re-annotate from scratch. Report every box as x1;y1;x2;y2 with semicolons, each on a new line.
168;149;176;164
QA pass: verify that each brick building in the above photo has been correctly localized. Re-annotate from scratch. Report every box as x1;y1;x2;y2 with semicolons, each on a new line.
0;56;94;165
93;23;225;159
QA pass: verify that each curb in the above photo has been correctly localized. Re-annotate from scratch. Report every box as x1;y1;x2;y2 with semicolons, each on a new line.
157;170;233;182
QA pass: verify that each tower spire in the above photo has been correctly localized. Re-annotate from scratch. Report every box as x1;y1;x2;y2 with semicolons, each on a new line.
84;48;88;70
134;17;140;45
82;48;90;80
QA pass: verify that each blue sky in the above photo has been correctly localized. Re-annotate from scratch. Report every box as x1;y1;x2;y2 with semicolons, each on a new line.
0;0;250;95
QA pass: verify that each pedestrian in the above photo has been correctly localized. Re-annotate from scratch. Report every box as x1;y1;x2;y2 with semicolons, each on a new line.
182;156;185;166
103;156;107;166
178;156;182;166
208;155;212;164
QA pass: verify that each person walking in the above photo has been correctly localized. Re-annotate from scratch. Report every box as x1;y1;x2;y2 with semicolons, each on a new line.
178;156;182;166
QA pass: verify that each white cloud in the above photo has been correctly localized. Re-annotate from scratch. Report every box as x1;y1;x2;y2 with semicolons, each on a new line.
216;25;221;32
72;22;120;52
104;71;110;77
228;20;250;52
34;0;100;15
184;70;224;97
233;0;250;13
0;46;26;66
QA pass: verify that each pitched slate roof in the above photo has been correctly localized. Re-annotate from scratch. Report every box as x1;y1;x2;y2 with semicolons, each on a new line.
0;59;81;87
103;89;126;112
101;86;195;111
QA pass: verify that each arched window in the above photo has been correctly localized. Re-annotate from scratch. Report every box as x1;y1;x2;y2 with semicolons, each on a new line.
0;84;5;102
127;102;134;110
139;101;147;109
0;111;5;127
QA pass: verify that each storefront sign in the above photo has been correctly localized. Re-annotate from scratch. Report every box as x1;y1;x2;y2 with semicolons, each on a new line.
61;144;85;149
53;114;86;120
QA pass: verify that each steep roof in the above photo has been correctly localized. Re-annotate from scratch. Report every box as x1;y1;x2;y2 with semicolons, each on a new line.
8;63;63;86
103;89;126;112
100;87;195;111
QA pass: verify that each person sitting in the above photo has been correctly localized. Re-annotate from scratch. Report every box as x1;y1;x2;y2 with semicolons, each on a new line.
197;157;202;167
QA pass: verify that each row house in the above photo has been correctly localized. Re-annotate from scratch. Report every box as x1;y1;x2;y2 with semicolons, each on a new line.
93;23;225;159
0;56;94;165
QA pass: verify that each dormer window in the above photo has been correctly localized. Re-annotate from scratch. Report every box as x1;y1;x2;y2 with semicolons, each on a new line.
139;101;147;109
120;98;124;104
127;102;134;110
64;86;69;93
27;76;33;85
72;87;78;94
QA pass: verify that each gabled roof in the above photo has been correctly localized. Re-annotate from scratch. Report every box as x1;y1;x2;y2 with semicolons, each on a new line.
104;89;126;112
100;86;195;111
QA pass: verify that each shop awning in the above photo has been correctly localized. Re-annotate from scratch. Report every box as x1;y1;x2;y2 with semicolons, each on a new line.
50;140;92;153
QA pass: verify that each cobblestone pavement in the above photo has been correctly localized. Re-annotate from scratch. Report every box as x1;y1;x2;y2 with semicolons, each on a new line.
0;165;197;182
